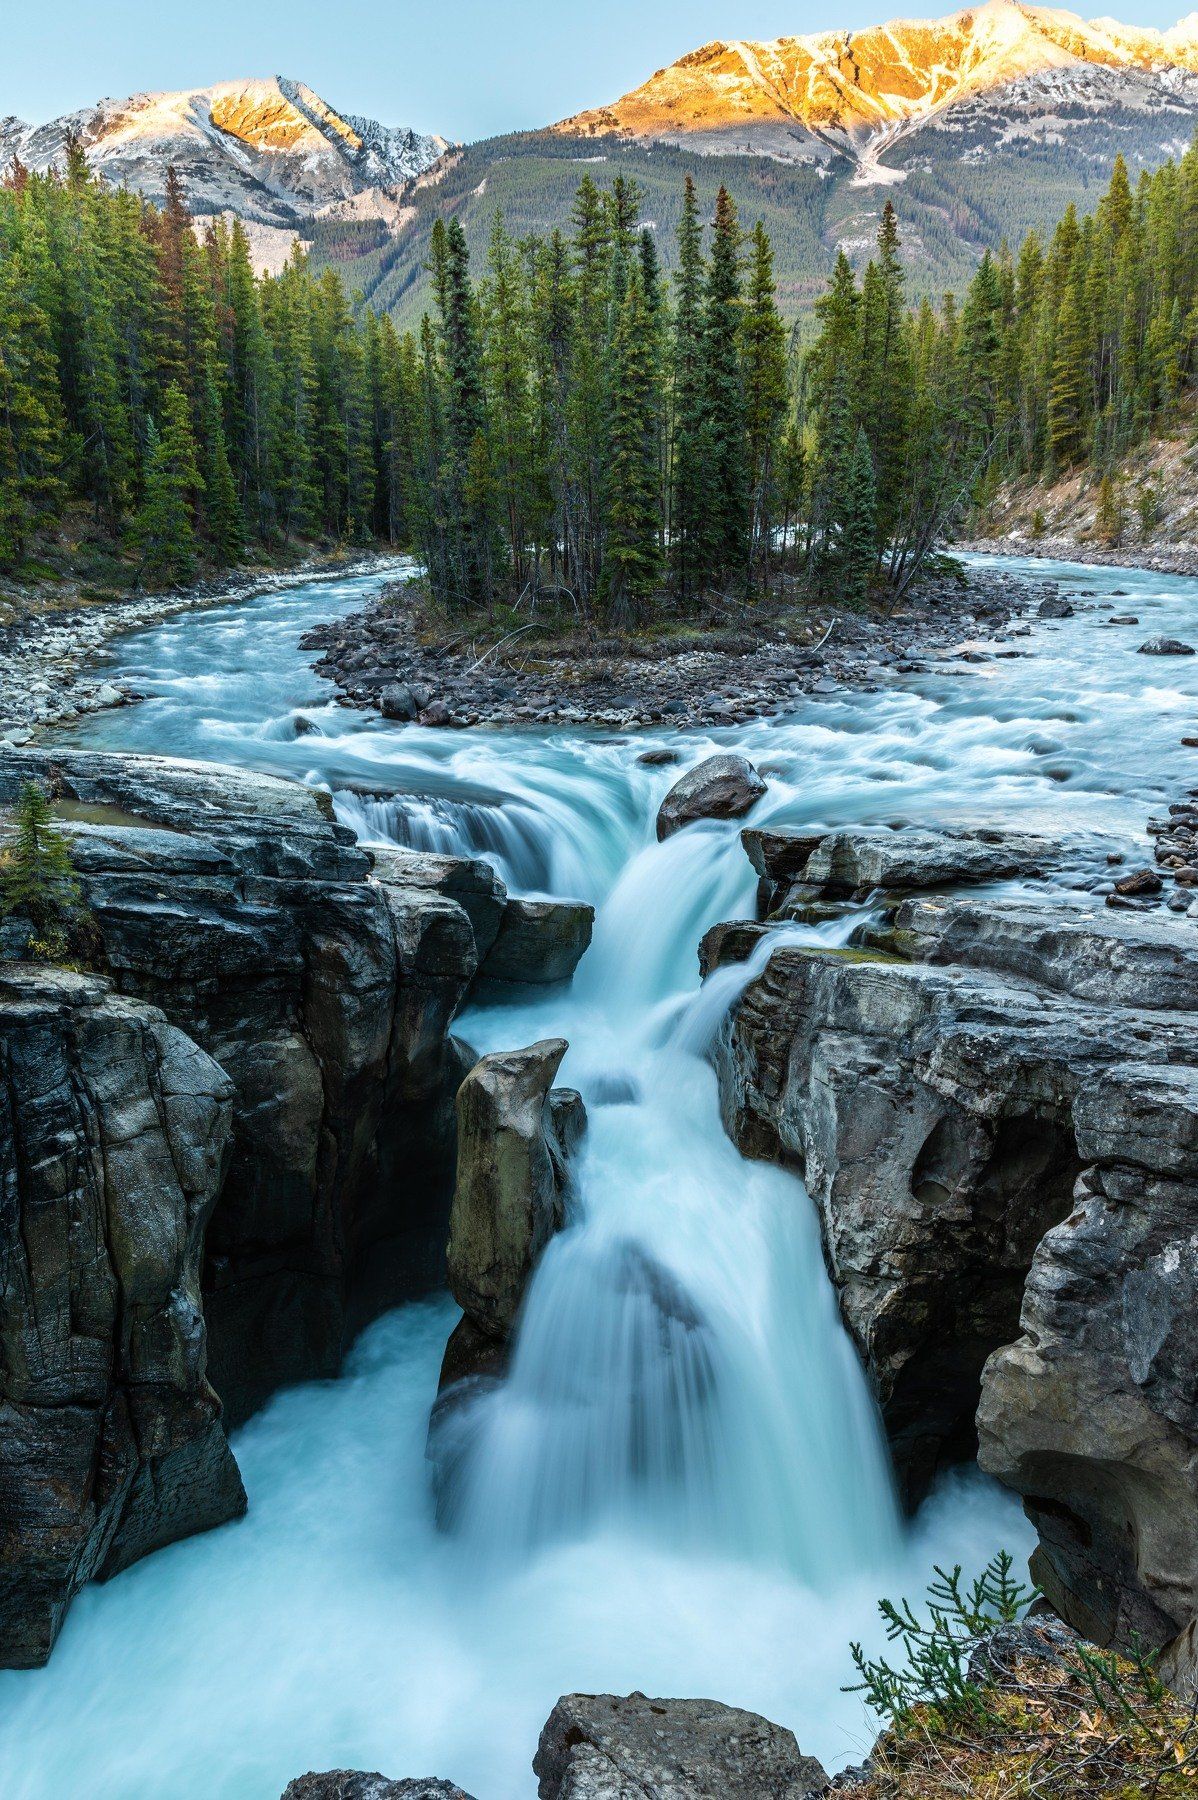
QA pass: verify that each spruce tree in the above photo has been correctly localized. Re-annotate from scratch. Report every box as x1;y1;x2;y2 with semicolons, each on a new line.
1;782;81;945
670;174;707;600
604;269;662;623
131;382;203;583
698;185;748;583
741;220;789;585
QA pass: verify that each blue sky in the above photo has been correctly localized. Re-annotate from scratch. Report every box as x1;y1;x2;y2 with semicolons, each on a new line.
5;0;1190;138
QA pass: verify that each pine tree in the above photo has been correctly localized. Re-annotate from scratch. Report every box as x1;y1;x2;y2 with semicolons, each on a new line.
670;174;708;599
131;382;203;583
839;427;878;606
698;185;748;582
1047;276;1088;469
604;268;662;622
1;782;81;944
0;222;64;562
741;220;789;585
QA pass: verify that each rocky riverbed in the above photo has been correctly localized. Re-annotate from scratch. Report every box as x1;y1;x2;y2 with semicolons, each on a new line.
0;552;403;743
300;563;1062;731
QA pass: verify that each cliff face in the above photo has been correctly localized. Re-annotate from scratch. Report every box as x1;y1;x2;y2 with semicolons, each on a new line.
0;747;491;1660
0;966;244;1668
712;830;1198;1654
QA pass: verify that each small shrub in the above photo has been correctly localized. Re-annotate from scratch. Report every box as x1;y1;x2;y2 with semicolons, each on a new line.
1030;507;1047;538
1;781;83;960
847;1555;1198;1797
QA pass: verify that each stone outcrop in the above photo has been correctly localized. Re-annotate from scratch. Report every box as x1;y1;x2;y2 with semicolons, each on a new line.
0;747;481;1425
655;754;766;841
478;897;594;988
282;1779;476;1800
0;966;245;1667
978;1059;1198;1650
713;874;1198;1649
0;746;505;1662
534;1692;827;1799
742;823;1054;917
444;1039;585;1367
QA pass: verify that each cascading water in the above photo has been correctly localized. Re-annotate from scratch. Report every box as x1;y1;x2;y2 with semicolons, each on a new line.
4;552;1196;1797
436;828;899;1573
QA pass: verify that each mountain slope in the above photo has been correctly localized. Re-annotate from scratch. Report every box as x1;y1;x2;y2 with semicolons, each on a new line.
558;1;1198;173
0;76;447;254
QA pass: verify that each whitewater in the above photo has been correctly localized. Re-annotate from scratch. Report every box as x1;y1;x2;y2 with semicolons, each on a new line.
2;553;1195;1798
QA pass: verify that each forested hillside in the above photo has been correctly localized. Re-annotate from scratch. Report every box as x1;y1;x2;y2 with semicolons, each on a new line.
309;128;1132;332
3;129;1196;602
0;146;406;584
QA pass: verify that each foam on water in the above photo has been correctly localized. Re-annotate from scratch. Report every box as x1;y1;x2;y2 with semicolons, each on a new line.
5;553;1196;1796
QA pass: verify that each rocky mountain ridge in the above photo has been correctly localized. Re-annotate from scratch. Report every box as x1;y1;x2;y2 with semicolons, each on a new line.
0;76;447;265
559;1;1198;180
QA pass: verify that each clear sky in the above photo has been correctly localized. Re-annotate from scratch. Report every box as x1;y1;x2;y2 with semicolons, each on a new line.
4;0;1189;139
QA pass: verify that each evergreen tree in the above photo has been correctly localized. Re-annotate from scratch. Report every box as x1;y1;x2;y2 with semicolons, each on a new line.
1;781;81;945
698;186;748;581
670;175;707;598
741;220;789;584
603;269;661;622
131;382;203;583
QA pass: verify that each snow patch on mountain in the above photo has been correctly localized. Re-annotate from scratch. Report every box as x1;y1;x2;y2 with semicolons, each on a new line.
0;77;448;232
558;1;1198;173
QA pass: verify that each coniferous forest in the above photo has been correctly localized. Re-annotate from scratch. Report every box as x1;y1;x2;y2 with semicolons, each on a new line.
4;134;1198;606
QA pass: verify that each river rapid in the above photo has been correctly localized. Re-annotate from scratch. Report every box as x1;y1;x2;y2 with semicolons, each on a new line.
2;555;1196;1798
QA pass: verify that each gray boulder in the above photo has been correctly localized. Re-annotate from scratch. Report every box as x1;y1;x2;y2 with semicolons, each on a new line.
740;827;825;915
0;966;245;1668
534;1692;827;1799
656;755;766;841
446;1039;585;1345
479;897;594;987
1139;637;1195;655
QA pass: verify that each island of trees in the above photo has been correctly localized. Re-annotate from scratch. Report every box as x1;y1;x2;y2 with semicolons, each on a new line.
1;133;1197;609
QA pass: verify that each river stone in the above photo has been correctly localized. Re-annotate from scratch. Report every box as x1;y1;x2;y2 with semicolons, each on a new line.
655;755;766;841
379;683;419;722
282;1779;477;1800
369;844;507;961
534;1692;827;1799
479;897;594;987
1036;596;1075;619
0;965;245;1668
446;1039;584;1342
1138;636;1196;655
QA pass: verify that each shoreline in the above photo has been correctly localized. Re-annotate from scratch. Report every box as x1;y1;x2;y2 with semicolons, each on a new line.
0;550;407;742
959;534;1198;578
301;562;1062;732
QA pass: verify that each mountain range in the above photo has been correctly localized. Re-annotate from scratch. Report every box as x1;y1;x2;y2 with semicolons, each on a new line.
6;2;1198;307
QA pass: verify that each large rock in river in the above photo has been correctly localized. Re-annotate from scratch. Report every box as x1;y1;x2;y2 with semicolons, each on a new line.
714;885;1198;1651
446;1038;585;1344
656;754;766;841
534;1692;827;1799
0;965;245;1667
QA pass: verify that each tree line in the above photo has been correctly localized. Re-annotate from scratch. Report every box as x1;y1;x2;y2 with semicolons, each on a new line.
3;135;1198;599
951;139;1198;537
0;143;401;580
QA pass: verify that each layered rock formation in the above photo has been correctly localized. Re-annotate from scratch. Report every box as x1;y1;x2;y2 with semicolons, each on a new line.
712;829;1198;1652
2;747;586;1659
0;966;245;1667
0;747;479;1424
